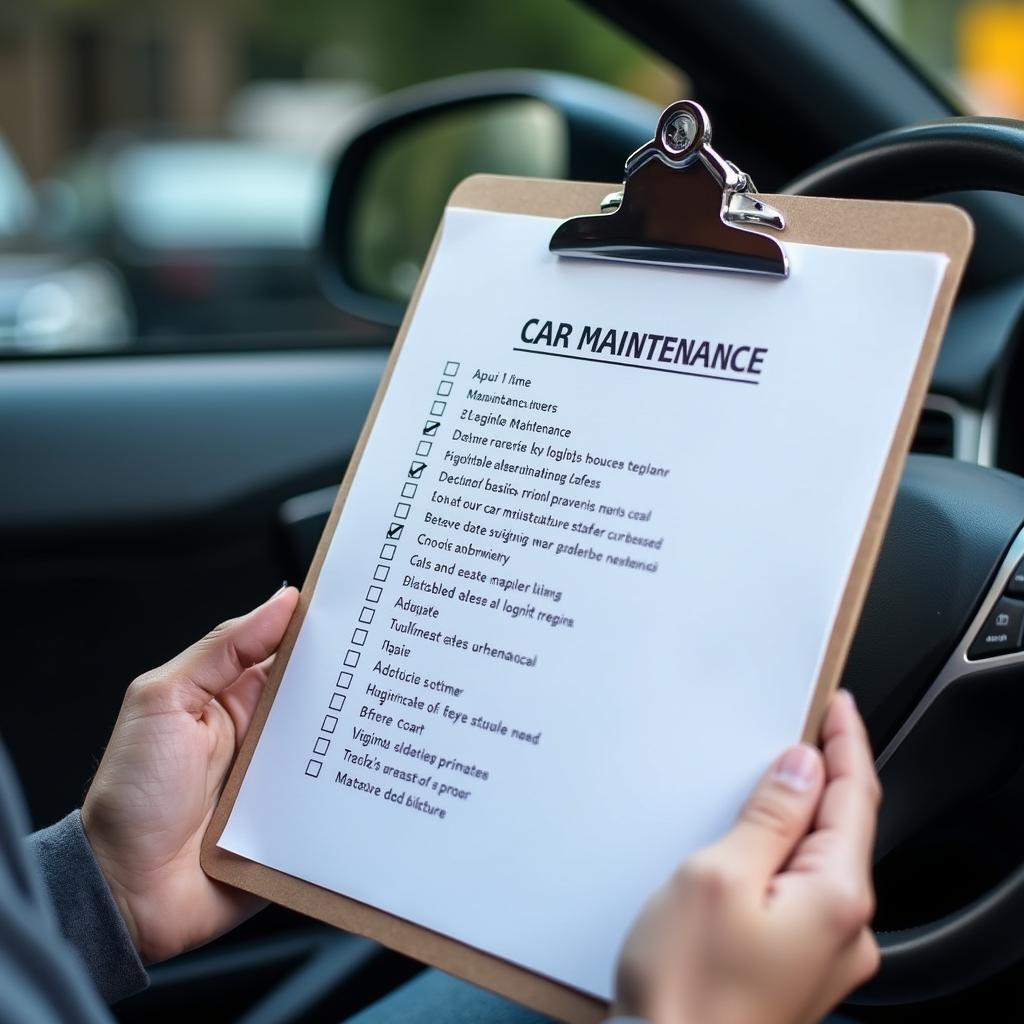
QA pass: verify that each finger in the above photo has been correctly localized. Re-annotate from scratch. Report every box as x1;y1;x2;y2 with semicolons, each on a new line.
714;742;825;885
159;586;298;717
218;656;274;745
809;690;881;879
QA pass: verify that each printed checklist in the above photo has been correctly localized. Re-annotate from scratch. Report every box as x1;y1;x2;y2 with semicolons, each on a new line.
221;206;953;1001
303;359;460;780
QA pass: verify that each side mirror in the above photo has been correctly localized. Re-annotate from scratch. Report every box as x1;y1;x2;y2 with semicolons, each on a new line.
319;70;659;327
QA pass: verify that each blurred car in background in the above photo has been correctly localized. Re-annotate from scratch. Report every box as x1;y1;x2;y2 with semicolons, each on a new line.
48;137;347;345
0;134;132;354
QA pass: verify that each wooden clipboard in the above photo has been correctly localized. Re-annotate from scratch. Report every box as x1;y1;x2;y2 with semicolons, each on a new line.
202;161;972;1022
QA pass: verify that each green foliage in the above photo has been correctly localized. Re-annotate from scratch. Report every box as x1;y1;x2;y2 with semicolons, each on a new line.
33;0;671;101
244;0;651;91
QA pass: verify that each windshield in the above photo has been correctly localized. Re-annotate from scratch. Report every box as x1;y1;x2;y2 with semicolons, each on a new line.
855;0;1024;116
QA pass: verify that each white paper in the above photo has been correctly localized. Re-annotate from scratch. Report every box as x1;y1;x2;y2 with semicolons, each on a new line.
220;208;946;999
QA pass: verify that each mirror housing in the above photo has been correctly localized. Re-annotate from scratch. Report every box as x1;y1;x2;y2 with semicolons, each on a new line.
319;69;659;327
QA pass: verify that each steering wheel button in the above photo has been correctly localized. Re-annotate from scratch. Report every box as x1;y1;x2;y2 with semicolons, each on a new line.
1006;559;1024;597
967;597;1024;659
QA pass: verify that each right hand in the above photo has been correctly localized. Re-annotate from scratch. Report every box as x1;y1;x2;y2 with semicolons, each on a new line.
614;690;881;1024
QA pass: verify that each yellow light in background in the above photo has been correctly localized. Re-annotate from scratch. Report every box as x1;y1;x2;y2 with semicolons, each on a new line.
960;2;1024;115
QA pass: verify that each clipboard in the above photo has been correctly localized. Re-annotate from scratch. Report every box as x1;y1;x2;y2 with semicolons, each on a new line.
202;101;972;1024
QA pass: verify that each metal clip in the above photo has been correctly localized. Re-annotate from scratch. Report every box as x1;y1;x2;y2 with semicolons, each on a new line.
550;100;788;277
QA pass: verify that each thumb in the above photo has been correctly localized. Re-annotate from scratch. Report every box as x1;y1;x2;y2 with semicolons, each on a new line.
158;586;299;717
219;657;275;745
717;743;825;885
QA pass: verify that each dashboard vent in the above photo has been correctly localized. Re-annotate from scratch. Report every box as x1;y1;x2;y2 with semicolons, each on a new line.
911;406;955;457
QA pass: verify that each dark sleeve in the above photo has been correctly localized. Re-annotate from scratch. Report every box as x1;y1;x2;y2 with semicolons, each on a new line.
0;736;116;1023
28;811;149;1004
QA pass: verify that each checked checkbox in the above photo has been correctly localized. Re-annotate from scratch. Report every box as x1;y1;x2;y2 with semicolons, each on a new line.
366;585;383;602
305;759;322;778
352;628;368;646
401;482;418;499
386;522;404;540
430;400;446;416
337;670;353;689
329;692;346;712
423;420;440;436
394;502;410;519
373;564;390;582
437;380;453;396
416;440;432;457
314;737;330;756
344;649;360;668
359;606;375;624
444;361;460;376
321;715;338;734
409;461;427;479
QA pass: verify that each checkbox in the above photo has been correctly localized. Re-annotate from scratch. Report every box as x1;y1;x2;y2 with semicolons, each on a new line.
314;737;330;756
423;420;440;436
416;440;432;457
344;649;360;668
430;400;446;416
352;628;368;646
305;759;322;778
408;461;427;479
437;380;453;396
386;522;404;540
401;482;418;499
444;361;460;376
329;692;346;711
380;543;396;560
322;714;338;734
373;564;390;582
337;670;353;689
366;585;383;603
394;502;410;519
359;606;375;624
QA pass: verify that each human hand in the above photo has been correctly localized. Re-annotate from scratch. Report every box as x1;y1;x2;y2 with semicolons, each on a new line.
614;690;881;1024
81;586;299;964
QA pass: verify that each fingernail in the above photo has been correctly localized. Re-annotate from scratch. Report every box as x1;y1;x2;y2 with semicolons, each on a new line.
773;744;819;792
839;688;857;709
271;581;289;598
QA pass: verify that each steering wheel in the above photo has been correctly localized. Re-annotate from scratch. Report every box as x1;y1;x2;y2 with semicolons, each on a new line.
786;117;1024;1005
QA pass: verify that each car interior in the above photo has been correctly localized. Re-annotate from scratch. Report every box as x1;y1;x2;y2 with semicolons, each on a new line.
5;0;1024;1020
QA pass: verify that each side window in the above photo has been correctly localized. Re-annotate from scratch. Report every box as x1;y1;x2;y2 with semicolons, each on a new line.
0;2;682;357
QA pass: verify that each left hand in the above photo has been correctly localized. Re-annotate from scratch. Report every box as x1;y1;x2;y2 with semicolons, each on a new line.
82;586;299;964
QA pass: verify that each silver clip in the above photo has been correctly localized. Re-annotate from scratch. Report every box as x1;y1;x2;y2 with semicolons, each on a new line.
550;100;788;277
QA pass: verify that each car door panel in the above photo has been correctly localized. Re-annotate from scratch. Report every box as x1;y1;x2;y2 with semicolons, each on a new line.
1;348;387;826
